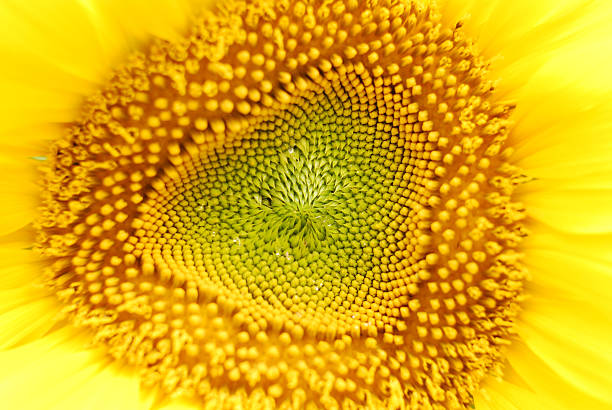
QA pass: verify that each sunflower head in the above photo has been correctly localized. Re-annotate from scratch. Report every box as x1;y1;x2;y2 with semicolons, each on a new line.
33;0;527;408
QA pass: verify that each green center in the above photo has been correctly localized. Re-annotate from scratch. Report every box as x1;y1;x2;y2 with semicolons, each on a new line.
161;86;418;325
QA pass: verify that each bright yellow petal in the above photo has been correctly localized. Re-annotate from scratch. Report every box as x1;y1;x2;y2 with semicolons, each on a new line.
511;90;612;182
502;2;612;180
507;340;611;410
0;158;39;236
438;0;611;89
0;239;61;351
0;324;206;410
517;223;612;405
518;296;612;405
0;296;60;350
524;224;612;299
521;185;612;234
476;374;556;410
0;328;155;410
0;235;41;289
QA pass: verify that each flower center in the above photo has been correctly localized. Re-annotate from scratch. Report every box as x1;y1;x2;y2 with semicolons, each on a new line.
136;72;435;337
36;0;527;408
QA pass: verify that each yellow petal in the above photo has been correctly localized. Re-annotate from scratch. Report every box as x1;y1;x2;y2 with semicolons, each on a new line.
507;340;611;410
438;0;610;87
0;325;203;410
0;327;152;410
518;225;612;405
0;240;61;350
519;296;612;404
0;158;38;236
524;224;612;300
521;185;612;234
0;244;41;290
0;0;201;82
0;2;105;132
0;296;59;350
526;222;612;265
476;375;555;410
501;3;612;178
527;248;612;303
512;90;612;181
90;0;212;45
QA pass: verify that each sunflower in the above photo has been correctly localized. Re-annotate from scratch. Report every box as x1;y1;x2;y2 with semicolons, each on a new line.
1;0;611;408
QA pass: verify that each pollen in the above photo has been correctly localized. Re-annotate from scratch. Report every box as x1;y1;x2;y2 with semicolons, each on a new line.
36;0;527;409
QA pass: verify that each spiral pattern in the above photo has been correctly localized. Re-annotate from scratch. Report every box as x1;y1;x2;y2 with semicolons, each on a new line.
37;0;527;408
